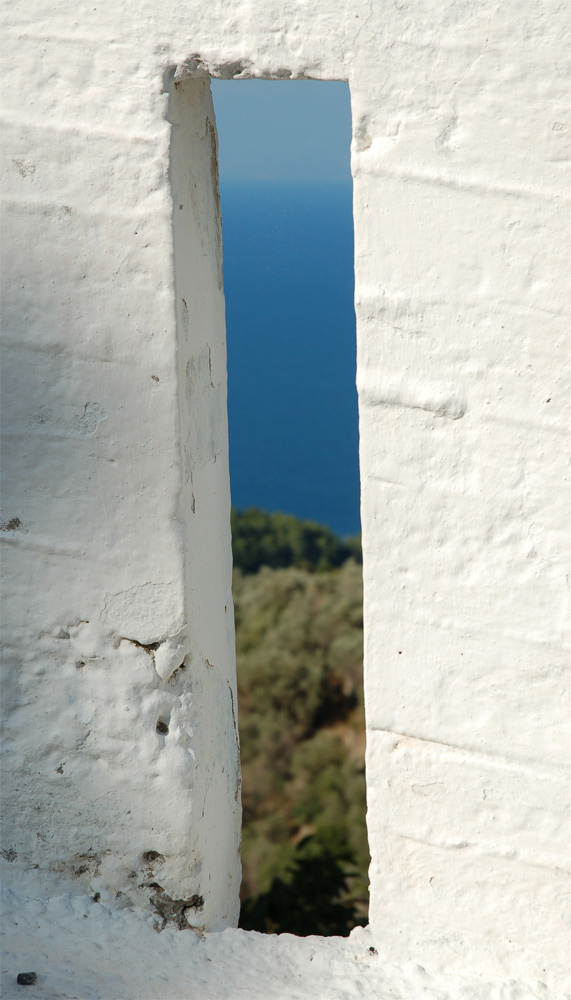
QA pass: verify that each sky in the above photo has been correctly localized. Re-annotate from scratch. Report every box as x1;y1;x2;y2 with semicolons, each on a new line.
209;78;359;535
211;79;352;183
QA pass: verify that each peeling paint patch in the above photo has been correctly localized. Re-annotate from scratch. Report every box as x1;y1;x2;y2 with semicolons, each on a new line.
119;631;190;681
27;403;106;437
13;159;36;178
0;517;26;532
146;882;204;931
72;402;106;436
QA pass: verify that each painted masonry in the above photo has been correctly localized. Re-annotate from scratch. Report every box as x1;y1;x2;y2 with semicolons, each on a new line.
1;0;569;988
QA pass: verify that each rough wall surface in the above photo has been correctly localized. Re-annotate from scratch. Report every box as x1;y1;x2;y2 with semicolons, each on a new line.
1;0;569;985
1;33;240;931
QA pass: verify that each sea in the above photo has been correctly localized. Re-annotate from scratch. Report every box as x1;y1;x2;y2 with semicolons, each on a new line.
220;181;360;538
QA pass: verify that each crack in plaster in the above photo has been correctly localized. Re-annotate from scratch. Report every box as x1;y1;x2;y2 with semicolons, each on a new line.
372;728;567;781
120;633;190;682
396;832;569;873
360;378;466;420
355;160;559;201
227;680;242;804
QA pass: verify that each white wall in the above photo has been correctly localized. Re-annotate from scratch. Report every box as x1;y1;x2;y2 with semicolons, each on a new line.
1;49;239;931
352;5;570;985
1;0;569;985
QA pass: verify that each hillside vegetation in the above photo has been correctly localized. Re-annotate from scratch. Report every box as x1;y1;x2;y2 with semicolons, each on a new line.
231;506;362;575
232;508;368;935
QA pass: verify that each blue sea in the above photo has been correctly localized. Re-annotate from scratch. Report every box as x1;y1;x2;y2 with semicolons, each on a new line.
220;181;360;538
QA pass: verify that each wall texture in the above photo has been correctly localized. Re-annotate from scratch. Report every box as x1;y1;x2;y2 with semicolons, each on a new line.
1;43;240;932
1;0;569;986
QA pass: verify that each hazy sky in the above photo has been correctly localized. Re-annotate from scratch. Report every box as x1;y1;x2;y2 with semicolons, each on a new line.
211;80;352;183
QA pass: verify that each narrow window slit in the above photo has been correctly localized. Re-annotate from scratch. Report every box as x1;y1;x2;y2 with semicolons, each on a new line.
212;78;368;935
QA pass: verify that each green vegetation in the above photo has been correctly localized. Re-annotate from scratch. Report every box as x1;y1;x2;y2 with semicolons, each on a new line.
232;508;368;935
231;506;362;575
239;839;364;937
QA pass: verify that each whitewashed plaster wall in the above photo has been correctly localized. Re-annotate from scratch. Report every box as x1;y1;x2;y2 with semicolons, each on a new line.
1;0;569;988
1;53;240;931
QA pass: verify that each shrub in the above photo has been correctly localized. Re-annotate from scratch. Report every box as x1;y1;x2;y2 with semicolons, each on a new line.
231;507;362;574
233;552;369;931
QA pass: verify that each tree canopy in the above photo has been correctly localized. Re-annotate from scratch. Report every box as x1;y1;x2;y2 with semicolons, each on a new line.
231;507;362;575
231;515;368;935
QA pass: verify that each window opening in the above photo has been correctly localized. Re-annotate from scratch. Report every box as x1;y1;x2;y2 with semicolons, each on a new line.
212;79;368;935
